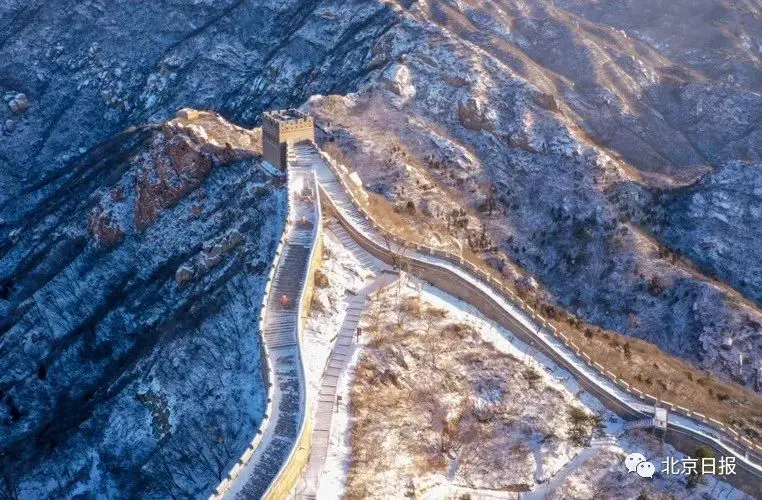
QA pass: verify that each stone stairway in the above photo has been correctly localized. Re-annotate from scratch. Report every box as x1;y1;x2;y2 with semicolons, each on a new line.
300;293;367;495
310;154;374;236
220;145;318;500
589;433;619;448
264;311;298;350
272;247;310;292
287;143;396;498
289;226;315;246
327;220;382;274
295;274;397;499
624;417;656;430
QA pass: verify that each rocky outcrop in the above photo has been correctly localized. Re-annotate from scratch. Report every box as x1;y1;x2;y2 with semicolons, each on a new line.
4;92;28;114
87;206;124;247
382;62;416;101
532;92;559;113
458;95;495;132
133;128;227;229
135;134;212;229
175;264;195;287
199;229;245;271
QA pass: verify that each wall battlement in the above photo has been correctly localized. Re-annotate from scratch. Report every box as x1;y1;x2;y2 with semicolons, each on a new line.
262;109;315;169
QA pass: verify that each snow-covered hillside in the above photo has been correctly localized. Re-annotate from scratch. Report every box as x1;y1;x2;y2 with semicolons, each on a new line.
0;111;283;497
3;0;761;391
2;0;762;496
327;271;751;499
304;0;762;389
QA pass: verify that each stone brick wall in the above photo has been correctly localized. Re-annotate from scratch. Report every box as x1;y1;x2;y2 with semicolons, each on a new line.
262;111;314;169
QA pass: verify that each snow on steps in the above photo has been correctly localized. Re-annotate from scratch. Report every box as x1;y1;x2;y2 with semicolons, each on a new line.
326;220;382;274
624;417;659;431
296;293;368;498
295;242;395;498
589;433;619;448
212;144;320;500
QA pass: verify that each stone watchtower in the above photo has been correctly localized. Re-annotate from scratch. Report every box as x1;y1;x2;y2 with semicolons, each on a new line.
261;109;315;169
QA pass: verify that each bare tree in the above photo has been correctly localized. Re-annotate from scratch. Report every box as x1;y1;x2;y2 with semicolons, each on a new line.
141;409;245;498
421;305;446;337
421;326;448;370
141;454;187;500
380;233;410;275
369;291;390;334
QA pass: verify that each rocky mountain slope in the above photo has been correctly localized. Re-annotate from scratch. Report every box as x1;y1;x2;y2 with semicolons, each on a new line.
0;111;282;498
305;0;762;388
2;0;762;495
4;0;760;386
0;0;398;220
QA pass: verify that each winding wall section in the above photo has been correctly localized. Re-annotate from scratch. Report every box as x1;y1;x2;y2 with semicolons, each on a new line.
310;142;762;496
213;144;321;500
215;136;762;498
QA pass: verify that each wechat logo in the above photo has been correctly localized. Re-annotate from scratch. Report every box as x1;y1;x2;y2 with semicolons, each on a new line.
625;452;655;478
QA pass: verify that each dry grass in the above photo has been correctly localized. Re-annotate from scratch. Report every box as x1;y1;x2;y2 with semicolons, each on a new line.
400;296;422;318
345;286;594;497
314;269;330;289
368;192;451;248
322;141;461;252
548;311;762;440
471;249;762;439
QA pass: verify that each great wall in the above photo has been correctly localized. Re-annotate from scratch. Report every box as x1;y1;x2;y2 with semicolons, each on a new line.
211;141;321;499
211;111;762;499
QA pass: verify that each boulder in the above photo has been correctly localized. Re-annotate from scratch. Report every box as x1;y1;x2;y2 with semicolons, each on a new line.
507;131;539;153
457;95;494;131
176;108;200;120
8;93;28;113
532;92;559;112
385;64;415;99
175;264;195;286
202;243;226;269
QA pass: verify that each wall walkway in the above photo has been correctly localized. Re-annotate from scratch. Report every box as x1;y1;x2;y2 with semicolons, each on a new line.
213;145;320;499
310;142;762;496
215;135;762;498
296;223;397;497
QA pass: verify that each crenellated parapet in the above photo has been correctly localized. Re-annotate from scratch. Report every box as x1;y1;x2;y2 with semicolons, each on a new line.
262;109;315;170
